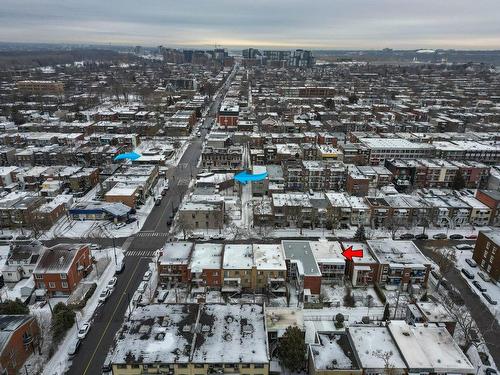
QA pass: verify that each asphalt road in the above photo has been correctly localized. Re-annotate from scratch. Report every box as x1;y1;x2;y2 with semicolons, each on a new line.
65;68;235;375
417;241;500;362
67;256;149;375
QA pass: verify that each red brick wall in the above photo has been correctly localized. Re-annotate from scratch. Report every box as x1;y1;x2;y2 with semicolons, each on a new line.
0;318;40;374
37;246;91;295
203;268;222;288
304;275;322;295
476;191;498;209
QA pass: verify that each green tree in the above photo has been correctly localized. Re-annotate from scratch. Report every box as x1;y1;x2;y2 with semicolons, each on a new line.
354;225;366;241
51;303;75;344
277;326;306;372
0;299;29;314
452;170;466;190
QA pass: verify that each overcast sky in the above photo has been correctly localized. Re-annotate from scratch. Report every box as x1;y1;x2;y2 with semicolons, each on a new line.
1;0;499;49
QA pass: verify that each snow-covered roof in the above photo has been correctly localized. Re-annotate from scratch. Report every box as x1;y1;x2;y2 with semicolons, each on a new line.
191;304;268;364
108;304;197;365
388;321;474;373
223;244;254;269
190;243;223;272
349;325;407;370
341;242;375;263
310;334;358;370
367;240;430;268
252;244;286;271
159;242;193;265
309;240;344;265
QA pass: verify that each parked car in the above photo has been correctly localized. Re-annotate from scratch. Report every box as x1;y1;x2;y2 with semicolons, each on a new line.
0;235;13;244
415;233;429;240
465;258;477;268
485;368;498;375
431;270;441;280
166;220;172;226
155;196;162;206
126;217;137;224
482;292;497;305
90;244;100;250
143;270;152;281
157;290;168;303
98;289;111;303
461;268;475;280
196;131;201;137
102;361;112;373
465;234;477;239
132;293;143;305
138;281;148;293
115;259;125;274
478;272;491;282
449;234;464;240
77;323;90;339
107;277;117;290
67;339;81;357
399;233;415;240
188;232;205;240
433;233;447;240
455;244;474;250
472;280;487;292
209;234;225;240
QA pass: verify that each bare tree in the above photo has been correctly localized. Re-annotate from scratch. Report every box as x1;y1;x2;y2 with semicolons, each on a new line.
386;215;406;240
176;214;193;240
441;291;478;348
431;247;457;291
372;350;397;375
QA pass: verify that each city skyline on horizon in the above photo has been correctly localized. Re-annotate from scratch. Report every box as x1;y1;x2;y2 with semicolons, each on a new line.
1;0;499;50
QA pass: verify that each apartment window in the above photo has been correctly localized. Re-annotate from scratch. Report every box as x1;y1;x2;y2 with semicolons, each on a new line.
35;274;43;280
48;282;55;288
61;282;68;289
254;364;265;368
117;364;127;369
177;364;188;368
60;274;67;280
194;364;204;368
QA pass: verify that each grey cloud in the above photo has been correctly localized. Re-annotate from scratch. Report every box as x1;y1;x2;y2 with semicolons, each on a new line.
0;0;499;49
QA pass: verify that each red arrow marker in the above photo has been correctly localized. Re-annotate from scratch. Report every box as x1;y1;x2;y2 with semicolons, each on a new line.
342;245;364;261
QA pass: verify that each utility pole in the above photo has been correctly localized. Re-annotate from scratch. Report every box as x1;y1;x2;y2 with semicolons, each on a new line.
112;236;117;265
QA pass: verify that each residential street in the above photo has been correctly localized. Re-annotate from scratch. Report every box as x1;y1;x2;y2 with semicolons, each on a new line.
417;241;500;361
64;67;235;375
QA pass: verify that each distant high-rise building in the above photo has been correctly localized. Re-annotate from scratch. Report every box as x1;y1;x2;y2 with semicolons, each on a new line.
289;49;315;67
242;48;262;59
262;50;291;61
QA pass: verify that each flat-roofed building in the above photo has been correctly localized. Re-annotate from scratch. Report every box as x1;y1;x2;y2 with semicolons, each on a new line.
367;240;431;290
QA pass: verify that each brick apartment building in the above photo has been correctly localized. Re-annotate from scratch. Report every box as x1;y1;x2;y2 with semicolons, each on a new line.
0;315;40;375
472;231;500;282
33;244;92;297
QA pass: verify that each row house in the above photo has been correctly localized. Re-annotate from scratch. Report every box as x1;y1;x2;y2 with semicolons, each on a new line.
201;145;243;171
475;189;500;226
367;240;431;290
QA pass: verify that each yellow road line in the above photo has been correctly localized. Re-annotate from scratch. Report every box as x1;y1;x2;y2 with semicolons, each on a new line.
82;259;143;375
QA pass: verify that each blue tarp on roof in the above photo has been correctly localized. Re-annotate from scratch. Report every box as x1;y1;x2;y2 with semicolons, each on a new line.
114;151;141;161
